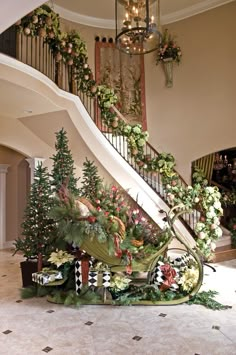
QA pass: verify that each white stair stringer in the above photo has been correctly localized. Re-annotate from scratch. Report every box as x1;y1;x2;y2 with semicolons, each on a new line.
0;53;196;249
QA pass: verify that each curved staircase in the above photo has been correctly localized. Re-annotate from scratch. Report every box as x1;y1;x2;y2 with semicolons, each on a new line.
0;12;234;261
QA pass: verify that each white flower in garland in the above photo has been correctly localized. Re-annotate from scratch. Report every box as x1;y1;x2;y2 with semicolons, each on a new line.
214;227;223;238
206;210;217;219
132;124;142;134
123;125;132;134
213;201;222;210
195;222;205;232
137;138;146;147
205;186;215;194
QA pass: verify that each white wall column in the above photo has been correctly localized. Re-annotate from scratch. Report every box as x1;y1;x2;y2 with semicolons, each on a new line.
26;157;46;184
0;164;9;249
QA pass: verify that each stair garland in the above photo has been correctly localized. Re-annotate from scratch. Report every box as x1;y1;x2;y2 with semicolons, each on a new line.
15;4;223;259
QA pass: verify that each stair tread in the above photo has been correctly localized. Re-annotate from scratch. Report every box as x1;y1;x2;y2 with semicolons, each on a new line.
214;245;236;262
215;245;236;253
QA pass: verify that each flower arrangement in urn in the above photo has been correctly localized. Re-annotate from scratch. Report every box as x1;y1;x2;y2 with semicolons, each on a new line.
156;29;182;64
156;29;182;88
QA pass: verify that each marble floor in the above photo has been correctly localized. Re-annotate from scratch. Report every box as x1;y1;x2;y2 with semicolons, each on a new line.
0;249;236;355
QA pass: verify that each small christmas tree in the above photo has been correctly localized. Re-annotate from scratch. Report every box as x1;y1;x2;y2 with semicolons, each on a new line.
51;128;78;194
14;163;57;269
80;158;103;202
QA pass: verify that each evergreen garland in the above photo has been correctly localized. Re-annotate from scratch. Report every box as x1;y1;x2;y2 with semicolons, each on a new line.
187;290;231;310
51;128;79;194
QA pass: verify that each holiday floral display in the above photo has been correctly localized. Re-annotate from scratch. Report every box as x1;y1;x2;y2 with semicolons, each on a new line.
15;6;223;261
48;178;203;305
11;133;219;308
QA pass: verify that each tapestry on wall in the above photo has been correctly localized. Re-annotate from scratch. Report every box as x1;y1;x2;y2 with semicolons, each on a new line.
95;40;147;129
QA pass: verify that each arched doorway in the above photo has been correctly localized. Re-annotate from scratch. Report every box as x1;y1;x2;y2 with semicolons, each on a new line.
0;145;30;249
192;149;236;258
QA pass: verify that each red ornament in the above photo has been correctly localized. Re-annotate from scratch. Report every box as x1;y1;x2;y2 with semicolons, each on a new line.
87;216;96;223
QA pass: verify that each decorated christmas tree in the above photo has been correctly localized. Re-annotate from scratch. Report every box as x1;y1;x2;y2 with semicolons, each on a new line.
14;163;57;269
80;158;103;202
51;128;78;194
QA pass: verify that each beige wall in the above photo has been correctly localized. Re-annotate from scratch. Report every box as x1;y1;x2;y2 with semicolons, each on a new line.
0;145;29;242
60;2;236;183
145;2;236;182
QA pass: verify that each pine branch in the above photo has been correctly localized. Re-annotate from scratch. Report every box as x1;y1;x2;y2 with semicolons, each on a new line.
187;290;232;310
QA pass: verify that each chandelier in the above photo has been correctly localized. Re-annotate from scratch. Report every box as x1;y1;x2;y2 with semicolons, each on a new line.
115;0;162;55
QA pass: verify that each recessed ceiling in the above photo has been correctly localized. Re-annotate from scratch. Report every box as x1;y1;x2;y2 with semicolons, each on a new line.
53;0;235;27
0;79;61;118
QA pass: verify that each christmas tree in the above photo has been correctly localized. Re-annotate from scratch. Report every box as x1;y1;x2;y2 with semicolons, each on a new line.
14;163;57;268
80;158;103;202
51;128;78;194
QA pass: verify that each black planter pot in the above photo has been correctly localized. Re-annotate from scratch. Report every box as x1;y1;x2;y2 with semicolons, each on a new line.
20;260;38;288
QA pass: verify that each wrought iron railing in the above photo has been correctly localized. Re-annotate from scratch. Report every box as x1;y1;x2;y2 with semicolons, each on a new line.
4;31;200;237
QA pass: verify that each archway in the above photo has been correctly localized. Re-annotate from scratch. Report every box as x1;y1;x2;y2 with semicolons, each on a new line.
0;145;29;249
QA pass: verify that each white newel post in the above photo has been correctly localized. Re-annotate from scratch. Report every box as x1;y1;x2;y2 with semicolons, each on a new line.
26;157;46;184
0;164;10;249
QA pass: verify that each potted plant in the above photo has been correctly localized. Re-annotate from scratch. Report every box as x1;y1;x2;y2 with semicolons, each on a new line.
13;238;38;288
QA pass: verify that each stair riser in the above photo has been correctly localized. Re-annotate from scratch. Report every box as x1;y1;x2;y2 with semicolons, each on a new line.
216;235;232;248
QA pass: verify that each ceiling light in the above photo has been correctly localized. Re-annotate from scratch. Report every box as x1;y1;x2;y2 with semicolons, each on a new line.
115;0;162;55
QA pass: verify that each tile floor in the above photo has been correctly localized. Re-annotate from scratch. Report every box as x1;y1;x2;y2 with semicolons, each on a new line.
0;249;236;355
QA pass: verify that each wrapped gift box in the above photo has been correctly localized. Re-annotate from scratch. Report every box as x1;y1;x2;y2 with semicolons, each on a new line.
32;270;63;285
75;259;93;294
150;261;179;291
88;270;111;288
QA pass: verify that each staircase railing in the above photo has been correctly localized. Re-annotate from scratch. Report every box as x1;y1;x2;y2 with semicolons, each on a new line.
6;31;200;238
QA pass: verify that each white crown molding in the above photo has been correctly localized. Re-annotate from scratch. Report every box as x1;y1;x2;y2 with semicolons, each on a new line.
53;0;234;28
53;4;115;29
162;0;235;24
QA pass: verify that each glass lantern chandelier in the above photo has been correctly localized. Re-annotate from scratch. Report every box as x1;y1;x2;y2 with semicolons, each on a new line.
115;0;162;55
